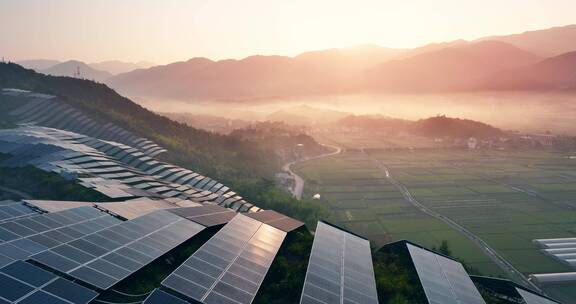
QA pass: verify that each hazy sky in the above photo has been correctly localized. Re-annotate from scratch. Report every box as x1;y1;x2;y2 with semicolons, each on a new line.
1;0;575;64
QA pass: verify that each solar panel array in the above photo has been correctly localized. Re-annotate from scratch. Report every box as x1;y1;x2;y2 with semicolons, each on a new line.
31;210;205;290
5;89;166;157
143;289;189;304
0;201;39;223
407;243;486;304
516;288;559;304
0;125;260;212
535;237;576;271
0;207;121;268
162;214;286;304
0;260;98;304
300;221;378;304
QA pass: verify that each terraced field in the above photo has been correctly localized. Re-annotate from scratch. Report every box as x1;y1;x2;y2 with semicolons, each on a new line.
294;149;576;302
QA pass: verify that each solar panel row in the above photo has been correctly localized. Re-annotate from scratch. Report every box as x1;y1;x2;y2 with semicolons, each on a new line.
245;210;304;232
0;207;121;268
516;288;560;304
6;90;165;157
143;289;189;304
162;214;286;304
0;201;39;223
0;126;259;212
300;221;378;304
0;260;98;304
168;205;236;227
407;243;486;304
32;210;205;290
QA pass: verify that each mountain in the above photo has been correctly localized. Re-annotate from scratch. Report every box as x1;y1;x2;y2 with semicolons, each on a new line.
478;24;576;57
482;50;576;90
410;115;503;139
366;41;542;91
40;60;113;81
16;59;61;70
89;60;155;75
106;45;405;100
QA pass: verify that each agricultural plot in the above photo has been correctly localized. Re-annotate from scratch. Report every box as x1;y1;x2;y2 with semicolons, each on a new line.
295;148;576;302
370;150;576;302
294;151;505;277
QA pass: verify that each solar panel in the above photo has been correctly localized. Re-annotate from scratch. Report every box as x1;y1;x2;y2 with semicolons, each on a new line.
32;210;205;290
0;261;98;304
162;214;286;304
23;200;94;213
143;289;190;304
168;205;236;227
0;202;39;223
407;243;486;304
0;207;121;268
95;199;179;219
300;221;378;304
516;288;559;304
245;210;304;232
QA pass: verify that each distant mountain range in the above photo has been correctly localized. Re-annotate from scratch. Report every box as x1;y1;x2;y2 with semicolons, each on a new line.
366;41;543;91
89;60;155;75
39;60;113;82
19;24;576;98
478;24;576;56
16;59;154;79
106;45;399;100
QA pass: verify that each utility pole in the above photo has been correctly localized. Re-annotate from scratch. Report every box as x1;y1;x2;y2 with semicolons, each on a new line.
74;65;81;78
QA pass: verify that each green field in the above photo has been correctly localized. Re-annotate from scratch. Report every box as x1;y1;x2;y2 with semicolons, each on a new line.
294;148;576;302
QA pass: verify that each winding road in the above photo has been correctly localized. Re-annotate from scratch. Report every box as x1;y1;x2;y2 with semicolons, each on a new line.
282;144;342;200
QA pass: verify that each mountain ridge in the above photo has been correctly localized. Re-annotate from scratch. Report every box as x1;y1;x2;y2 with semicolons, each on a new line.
40;60;113;82
102;24;576;99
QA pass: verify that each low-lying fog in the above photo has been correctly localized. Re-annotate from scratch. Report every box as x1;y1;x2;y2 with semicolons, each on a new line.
132;92;576;134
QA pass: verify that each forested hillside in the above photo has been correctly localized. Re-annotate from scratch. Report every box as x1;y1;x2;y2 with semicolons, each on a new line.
0;62;326;225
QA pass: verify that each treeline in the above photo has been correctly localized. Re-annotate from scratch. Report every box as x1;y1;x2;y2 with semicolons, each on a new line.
333;114;503;139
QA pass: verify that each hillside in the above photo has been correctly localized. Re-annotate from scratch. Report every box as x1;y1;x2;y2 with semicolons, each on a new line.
481;51;576;90
40;60;113;81
0;62;327;223
366;41;542;91
230;121;329;161
334;114;503;139
410;115;503;139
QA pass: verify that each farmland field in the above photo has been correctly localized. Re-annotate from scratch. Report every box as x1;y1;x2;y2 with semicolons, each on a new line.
294;147;576;302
